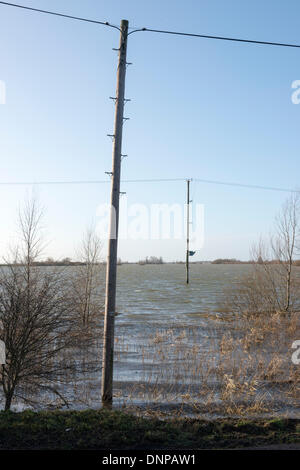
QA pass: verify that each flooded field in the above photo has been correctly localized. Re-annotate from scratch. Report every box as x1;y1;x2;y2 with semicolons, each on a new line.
112;264;299;418
1;264;299;418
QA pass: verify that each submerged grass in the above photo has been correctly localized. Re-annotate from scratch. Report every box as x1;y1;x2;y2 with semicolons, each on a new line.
0;409;298;450
114;312;300;417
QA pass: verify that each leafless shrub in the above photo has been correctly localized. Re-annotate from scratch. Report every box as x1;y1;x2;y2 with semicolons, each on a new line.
225;193;300;316
0;199;98;410
69;228;103;328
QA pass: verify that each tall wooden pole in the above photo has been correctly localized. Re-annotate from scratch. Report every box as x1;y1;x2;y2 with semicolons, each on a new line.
186;179;191;284
102;19;129;406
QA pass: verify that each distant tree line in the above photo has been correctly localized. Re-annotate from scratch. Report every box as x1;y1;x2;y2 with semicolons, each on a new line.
211;257;300;265
0;257;102;267
138;256;164;265
211;258;249;264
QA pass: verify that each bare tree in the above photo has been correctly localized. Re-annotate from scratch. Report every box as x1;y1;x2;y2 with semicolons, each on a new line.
0;198;80;410
70;228;103;327
271;192;300;311
226;193;300;316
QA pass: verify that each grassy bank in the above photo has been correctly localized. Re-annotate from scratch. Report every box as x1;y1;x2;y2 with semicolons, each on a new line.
0;409;299;450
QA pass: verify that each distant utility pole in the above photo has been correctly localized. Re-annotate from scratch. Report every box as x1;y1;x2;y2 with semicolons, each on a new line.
186;179;191;284
102;19;129;406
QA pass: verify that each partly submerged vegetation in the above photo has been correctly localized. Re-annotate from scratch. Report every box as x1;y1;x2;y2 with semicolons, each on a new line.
114;312;299;418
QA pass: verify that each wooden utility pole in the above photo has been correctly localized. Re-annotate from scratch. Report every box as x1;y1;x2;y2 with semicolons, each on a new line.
102;19;129;406
186;179;191;284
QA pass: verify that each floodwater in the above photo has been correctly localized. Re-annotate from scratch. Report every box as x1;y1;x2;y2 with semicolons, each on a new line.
116;263;242;322
1;264;299;417
111;264;299;417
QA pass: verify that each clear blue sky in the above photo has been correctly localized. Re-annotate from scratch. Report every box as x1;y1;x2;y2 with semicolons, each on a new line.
0;0;300;261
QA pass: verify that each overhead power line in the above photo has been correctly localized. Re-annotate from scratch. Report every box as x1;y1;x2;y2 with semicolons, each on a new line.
193;179;299;193
0;177;298;193
134;27;300;49
0;1;120;30
1;1;300;49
